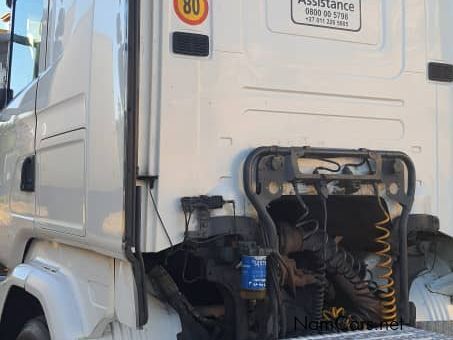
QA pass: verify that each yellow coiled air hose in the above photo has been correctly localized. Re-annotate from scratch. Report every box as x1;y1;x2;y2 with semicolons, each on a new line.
323;307;359;330
323;306;346;321
374;192;398;322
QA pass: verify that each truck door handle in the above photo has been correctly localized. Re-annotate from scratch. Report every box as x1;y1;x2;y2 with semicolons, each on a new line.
20;155;35;192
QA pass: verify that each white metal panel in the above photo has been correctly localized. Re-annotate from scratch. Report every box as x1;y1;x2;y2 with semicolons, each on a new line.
0;81;37;268
141;0;444;251
35;0;128;258
23;240;115;339
410;273;453;322
426;0;453;239
409;248;453;323
36;129;86;236
109;296;181;340
114;260;137;329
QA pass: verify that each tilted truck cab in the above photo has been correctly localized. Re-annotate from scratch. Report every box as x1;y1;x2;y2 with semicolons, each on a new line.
0;0;452;339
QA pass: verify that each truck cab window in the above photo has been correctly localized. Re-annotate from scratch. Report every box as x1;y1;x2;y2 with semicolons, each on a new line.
8;0;43;98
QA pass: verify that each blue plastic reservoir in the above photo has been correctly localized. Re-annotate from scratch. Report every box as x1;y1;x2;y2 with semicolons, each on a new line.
241;255;267;291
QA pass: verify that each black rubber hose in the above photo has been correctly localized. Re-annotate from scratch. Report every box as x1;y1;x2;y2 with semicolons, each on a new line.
311;256;327;323
303;230;382;323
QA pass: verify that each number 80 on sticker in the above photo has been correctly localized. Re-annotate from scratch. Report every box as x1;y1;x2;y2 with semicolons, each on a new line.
174;0;209;26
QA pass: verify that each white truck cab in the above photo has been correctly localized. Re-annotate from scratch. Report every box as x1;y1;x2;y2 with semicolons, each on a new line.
0;0;452;339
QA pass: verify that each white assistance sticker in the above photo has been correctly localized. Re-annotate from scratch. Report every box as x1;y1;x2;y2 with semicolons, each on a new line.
291;0;361;32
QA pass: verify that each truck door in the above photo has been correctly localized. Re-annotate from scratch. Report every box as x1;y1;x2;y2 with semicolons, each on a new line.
0;0;48;269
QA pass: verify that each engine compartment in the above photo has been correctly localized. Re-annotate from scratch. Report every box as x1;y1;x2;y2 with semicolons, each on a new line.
145;147;416;339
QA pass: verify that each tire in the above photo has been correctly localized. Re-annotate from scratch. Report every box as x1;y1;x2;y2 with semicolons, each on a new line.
16;316;50;340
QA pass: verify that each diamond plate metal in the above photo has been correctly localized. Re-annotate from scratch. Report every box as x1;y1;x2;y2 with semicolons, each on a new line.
289;327;452;339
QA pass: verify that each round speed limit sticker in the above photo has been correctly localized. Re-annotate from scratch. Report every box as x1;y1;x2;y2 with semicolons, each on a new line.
174;0;209;25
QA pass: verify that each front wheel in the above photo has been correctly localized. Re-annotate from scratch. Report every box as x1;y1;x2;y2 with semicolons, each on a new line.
16;316;50;340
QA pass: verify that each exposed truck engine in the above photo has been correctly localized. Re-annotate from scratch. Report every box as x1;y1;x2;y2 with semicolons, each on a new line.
144;147;417;339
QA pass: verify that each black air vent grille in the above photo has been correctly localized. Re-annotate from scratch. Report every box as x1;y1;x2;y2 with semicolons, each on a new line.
172;32;210;57
428;62;453;82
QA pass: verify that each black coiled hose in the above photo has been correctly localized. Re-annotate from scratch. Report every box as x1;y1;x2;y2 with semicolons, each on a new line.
325;238;368;292
301;217;376;297
311;256;327;322
292;184;379;324
303;221;382;324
